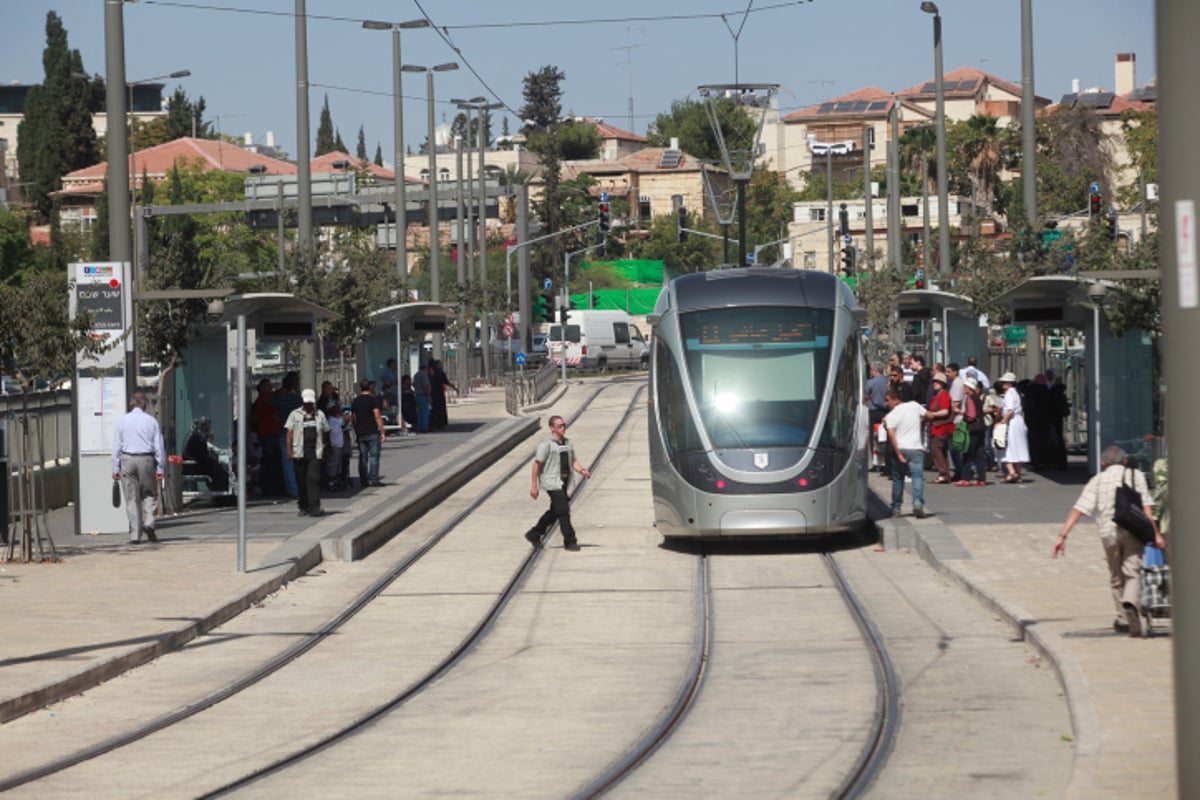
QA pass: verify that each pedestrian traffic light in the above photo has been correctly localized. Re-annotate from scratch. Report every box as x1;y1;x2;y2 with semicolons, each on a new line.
914;267;926;290
840;245;856;275
1089;187;1102;217
676;207;688;243
598;202;610;233
1105;210;1117;241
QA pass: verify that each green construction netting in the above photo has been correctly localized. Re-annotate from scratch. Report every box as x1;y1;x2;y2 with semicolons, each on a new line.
569;288;663;316
578;259;664;285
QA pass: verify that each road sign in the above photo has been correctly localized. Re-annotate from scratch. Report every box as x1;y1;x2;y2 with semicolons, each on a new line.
843;233;851;245
543;278;552;290
516;352;526;366
502;321;514;338
1090;182;1101;195
600;191;608;203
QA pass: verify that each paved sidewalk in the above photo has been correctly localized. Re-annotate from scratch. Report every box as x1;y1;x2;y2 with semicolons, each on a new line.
0;385;543;723
873;460;1176;799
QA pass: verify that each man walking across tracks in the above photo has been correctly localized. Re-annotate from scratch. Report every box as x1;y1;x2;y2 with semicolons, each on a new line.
525;415;591;551
111;391;166;543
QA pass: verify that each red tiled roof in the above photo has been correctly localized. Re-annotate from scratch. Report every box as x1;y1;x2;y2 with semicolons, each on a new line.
783;87;894;122
897;66;1050;105
63;137;297;184
310;151;395;181
580;118;647;143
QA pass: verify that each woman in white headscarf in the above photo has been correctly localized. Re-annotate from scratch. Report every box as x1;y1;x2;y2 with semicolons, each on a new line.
995;372;1029;483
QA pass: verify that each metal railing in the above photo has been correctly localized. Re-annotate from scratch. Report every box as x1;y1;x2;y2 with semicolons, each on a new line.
504;362;558;414
1;389;74;466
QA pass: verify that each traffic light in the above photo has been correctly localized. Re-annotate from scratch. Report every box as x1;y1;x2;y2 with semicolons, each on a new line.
1106;210;1117;241
598;202;610;233
538;288;555;322
914;268;926;290
1089;187;1102;217
840;245;856;275
559;303;571;325
676;207;688;243
838;203;850;237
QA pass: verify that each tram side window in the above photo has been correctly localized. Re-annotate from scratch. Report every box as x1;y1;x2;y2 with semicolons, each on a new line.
654;336;703;458
818;332;859;452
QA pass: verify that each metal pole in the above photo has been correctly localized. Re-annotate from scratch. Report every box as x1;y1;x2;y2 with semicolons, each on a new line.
1140;169;1149;240
889;102;902;271
462;107;475;270
922;132;931;271
737;180;748;266
424;71;443;361
295;0;313;258
104;0;133;396
277;181;285;273
932;11;951;277
392;28;407;286
455;135;465;285
236;313;247;573
826;150;834;272
1021;0;1038;230
561;250;570;385
517;184;531;352
863;127;874;271
478;108;490;286
1158;2;1199;793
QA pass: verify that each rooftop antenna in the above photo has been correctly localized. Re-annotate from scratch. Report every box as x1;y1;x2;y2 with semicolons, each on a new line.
611;30;644;134
697;82;778;266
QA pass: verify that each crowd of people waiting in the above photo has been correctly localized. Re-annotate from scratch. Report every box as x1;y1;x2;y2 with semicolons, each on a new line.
867;351;1073;515
246;360;458;500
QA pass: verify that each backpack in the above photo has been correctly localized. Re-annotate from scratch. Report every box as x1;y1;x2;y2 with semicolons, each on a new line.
964;394;986;432
950;422;970;453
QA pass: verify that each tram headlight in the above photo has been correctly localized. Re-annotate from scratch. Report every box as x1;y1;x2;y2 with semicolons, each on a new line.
713;393;739;414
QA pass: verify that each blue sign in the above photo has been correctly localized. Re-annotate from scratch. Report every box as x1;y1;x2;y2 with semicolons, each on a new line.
746;253;756;264
516;352;526;366
600;191;608;202
1090;182;1101;195
543;278;552;290
843;233;851;245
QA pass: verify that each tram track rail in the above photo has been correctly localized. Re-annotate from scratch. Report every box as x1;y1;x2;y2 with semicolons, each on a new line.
573;548;897;798
201;382;646;797
0;383;635;794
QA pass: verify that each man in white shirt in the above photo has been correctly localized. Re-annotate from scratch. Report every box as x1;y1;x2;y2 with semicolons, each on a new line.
111;392;166;543
1052;445;1164;636
884;387;930;518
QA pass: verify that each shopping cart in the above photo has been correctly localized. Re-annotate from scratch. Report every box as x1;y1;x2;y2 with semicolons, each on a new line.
1139;546;1171;637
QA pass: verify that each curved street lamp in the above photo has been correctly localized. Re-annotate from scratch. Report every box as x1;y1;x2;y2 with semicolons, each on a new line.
362;19;430;283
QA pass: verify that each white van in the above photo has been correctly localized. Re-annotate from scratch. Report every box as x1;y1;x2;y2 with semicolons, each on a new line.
549;310;649;370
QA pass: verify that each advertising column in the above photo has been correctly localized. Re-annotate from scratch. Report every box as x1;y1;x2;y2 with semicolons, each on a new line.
71;261;130;534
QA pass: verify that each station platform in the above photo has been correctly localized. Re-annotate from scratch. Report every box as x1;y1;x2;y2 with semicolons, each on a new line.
0;388;1177;797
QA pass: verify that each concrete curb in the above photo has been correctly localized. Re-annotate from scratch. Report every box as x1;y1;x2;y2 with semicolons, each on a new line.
0;548;318;724
880;496;1100;792
319;416;540;562
0;414;537;724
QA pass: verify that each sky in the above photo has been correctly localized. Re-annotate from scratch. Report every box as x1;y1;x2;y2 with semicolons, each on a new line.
2;0;1156;164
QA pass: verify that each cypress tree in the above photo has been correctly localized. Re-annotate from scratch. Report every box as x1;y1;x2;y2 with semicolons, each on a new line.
374;142;384;167
334;129;347;155
315;94;335;155
16;12;98;220
356;125;368;161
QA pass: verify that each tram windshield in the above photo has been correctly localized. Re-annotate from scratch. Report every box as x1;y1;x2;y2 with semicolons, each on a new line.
679;306;834;449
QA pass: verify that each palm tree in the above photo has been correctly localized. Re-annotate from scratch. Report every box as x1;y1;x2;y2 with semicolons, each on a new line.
952;115;1004;214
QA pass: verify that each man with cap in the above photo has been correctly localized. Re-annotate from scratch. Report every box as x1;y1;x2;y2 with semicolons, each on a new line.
926;371;955;484
285;388;331;516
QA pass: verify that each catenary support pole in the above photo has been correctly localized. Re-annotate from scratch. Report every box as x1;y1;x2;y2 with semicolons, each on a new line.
236;314;247;573
1158;1;1198;795
826;150;834;272
863;127;874;271
1021;0;1037;231
294;0;313;257
517;184;531;353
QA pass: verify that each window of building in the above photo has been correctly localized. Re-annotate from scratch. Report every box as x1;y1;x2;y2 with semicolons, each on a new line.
901;203;919;217
639;195;651;225
809;208;826;222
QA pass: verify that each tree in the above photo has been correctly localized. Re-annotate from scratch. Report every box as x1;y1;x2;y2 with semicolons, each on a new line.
334;129;347;155
647;97;755;163
743;167;802;265
16;12;99;220
630;211;722;276
165;87;209;140
0;207;36;284
946;115;1006;216
1119;109;1157;208
373;142;384;167
1030;105;1113;218
356;125;368;161
315;94;336;155
519;66;567;272
558;121;602;160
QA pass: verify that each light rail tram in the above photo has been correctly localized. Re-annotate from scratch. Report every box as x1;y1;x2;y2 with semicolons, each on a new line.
647;267;870;540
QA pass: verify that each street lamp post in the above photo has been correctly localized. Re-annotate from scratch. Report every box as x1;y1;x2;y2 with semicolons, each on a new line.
363;19;430;290
452;98;487;279
921;1;951;278
402;62;458;359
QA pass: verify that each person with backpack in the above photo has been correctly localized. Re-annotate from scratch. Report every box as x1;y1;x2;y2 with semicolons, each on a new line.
955;377;989;485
